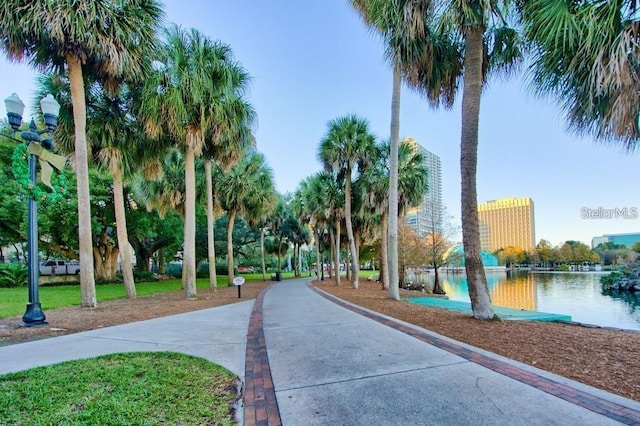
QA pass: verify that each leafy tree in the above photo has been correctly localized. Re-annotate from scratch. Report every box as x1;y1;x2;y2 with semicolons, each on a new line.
0;0;162;308
535;239;554;267
495;246;526;267
424;207;457;294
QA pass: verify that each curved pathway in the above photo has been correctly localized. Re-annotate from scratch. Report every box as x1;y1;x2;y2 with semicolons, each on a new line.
243;278;640;425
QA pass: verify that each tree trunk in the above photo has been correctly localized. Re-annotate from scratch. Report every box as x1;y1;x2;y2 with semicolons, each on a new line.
344;173;359;289
380;211;390;290
204;160;217;292
461;27;495;320
329;227;335;279
158;248;165;274
67;54;96;308
260;227;267;280
388;61;401;300
315;228;322;278
334;220;341;286
433;267;445;294
182;145;197;299
227;210;236;286
112;168;136;298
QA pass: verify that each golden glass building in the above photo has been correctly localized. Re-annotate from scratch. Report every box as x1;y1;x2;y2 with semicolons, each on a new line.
478;197;536;252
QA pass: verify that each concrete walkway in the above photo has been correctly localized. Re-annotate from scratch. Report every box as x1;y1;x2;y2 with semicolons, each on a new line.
2;278;640;425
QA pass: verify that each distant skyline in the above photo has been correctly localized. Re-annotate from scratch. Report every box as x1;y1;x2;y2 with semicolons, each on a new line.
1;0;638;247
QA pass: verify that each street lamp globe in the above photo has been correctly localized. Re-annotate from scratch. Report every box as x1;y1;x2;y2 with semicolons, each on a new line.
40;94;60;131
4;93;25;131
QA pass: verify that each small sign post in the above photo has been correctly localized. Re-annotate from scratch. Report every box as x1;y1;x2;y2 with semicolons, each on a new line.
233;276;245;298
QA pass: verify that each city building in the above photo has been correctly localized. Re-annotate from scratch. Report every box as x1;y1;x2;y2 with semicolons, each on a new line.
591;233;640;249
403;137;443;237
477;197;536;252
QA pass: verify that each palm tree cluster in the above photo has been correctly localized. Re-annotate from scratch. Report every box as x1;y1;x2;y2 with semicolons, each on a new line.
352;0;639;319
293;117;429;295
0;1;278;304
2;1;637;319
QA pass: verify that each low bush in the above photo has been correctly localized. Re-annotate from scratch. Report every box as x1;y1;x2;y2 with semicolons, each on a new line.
0;263;27;288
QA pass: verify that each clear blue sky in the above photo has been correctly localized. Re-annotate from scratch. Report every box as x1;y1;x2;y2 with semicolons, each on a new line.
1;0;639;247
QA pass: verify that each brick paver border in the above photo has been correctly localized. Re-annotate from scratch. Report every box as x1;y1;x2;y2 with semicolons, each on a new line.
243;285;282;426
310;284;640;425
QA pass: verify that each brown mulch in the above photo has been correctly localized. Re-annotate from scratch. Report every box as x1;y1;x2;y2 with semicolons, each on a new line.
0;281;272;346
2;278;639;403
315;279;640;402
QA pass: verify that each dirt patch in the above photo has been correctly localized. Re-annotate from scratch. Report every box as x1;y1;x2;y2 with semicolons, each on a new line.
0;281;272;346
2;278;639;403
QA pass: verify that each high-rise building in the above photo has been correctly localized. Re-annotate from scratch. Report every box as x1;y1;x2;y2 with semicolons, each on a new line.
404;137;443;237
478;197;536;252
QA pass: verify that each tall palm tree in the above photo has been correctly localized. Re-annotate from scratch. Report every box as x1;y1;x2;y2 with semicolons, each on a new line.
38;73;147;298
141;25;246;299
319;115;376;289
436;1;522;319
218;152;274;286
523;0;640;149
353;0;445;299
361;138;429;291
357;0;522;319
202;97;255;291
0;0;162;308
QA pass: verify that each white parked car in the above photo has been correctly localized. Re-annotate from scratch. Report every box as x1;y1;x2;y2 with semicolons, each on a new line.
39;260;81;275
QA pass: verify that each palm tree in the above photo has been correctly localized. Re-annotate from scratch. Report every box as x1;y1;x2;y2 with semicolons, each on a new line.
353;0;450;299
202;97;255;291
141;25;246;299
522;0;640;149
319;115;376;289
36;71;166;297
0;0;162;308
218;152;274;286
361;138;429;292
357;0;522;319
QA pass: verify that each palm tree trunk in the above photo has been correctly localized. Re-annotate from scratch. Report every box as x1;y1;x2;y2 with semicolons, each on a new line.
112;167;135;298
329;227;335;278
334;220;341;286
261;227;267;281
204;160;217;292
344;173;359;289
67;54;97;308
381;210;390;290
315;228;322;278
388;61;401;300
227;210;236;286
461;27;495;320
183;145;197;299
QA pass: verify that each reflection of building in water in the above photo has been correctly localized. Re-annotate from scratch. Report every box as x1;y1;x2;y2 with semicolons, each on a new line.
438;272;537;311
490;273;536;311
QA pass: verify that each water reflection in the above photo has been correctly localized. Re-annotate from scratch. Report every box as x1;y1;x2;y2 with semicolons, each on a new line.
416;270;640;331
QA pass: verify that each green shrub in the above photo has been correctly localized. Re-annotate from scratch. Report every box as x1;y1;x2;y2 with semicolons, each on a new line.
601;271;623;290
133;269;158;282
0;262;28;288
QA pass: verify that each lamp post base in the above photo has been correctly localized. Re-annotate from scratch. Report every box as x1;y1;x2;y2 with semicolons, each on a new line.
21;303;47;327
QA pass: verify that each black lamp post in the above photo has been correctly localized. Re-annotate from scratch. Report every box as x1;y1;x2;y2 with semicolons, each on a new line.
4;93;60;327
320;253;324;281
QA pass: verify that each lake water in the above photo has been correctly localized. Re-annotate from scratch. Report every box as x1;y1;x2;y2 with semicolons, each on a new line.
416;271;640;331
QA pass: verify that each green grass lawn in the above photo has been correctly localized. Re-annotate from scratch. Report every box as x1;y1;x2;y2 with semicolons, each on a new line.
0;271;299;319
0;352;238;425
